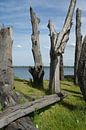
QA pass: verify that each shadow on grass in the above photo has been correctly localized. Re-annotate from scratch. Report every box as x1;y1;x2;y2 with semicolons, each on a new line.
60;100;86;111
64;76;74;82
29;100;61;118
62;88;81;95
60;101;77;110
15;78;50;95
26;79;50;95
72;94;83;100
61;82;72;86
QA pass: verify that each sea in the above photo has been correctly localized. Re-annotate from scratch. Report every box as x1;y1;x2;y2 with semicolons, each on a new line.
13;66;74;80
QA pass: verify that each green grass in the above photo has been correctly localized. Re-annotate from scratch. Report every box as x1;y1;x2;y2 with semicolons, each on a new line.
2;78;86;130
14;78;49;100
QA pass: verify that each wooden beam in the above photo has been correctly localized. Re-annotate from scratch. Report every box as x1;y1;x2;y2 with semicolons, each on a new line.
0;94;64;129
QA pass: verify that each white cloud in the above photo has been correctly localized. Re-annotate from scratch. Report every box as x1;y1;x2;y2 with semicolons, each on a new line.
17;45;22;48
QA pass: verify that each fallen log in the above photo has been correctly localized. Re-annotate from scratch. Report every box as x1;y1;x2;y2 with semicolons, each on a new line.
0;94;64;129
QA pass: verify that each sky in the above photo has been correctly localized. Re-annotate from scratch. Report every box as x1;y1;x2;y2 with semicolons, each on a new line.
0;0;86;66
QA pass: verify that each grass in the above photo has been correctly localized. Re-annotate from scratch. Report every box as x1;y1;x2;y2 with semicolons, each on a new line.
31;79;86;130
14;78;49;100
1;77;86;130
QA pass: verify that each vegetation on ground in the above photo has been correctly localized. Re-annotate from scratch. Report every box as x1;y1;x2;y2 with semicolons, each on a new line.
0;77;86;130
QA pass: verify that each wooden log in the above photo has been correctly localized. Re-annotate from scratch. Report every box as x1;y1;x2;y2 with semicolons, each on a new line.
4;117;38;130
0;94;64;129
74;8;82;85
29;7;44;87
47;0;76;94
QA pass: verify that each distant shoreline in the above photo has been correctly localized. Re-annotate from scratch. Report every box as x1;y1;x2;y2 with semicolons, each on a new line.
13;66;74;68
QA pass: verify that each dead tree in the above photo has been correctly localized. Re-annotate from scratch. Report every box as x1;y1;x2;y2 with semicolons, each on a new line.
74;8;82;84
48;0;76;94
60;54;64;80
29;7;44;87
0;27;17;107
77;36;86;101
0;27;38;130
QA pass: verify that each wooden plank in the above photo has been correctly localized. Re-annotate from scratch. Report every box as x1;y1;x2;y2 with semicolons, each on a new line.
0;94;64;129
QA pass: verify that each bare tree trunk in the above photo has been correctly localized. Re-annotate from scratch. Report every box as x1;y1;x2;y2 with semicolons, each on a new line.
49;55;60;93
77;36;86;101
47;21;60;94
74;8;82;84
60;54;64;80
48;0;76;94
29;7;44;87
0;27;17;107
0;27;38;130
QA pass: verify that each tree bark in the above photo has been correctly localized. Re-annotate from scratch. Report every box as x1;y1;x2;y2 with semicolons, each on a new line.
29;7;44;87
60;54;64;80
47;21;60;94
0;93;65;129
0;27;38;130
0;27;17;107
77;36;86;101
48;0;76;94
74;8;82;84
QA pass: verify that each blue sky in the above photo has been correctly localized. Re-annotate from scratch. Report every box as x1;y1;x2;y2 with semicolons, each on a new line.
0;0;86;66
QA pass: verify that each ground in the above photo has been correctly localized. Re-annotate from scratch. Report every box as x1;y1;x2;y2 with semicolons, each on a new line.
0;78;86;130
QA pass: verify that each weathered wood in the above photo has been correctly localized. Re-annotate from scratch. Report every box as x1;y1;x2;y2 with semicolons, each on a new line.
0;27;37;130
77;36;86;101
60;54;64;80
0;27;17;107
0;94;64;129
55;0;76;54
29;7;44;87
4;117;38;130
48;0;76;94
48;20;60;93
74;8;82;84
0;27;13;88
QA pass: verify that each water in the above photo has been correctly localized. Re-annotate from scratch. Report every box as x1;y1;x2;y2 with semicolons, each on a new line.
13;66;74;80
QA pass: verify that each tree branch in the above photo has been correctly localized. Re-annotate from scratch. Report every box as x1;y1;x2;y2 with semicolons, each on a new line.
55;0;76;54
